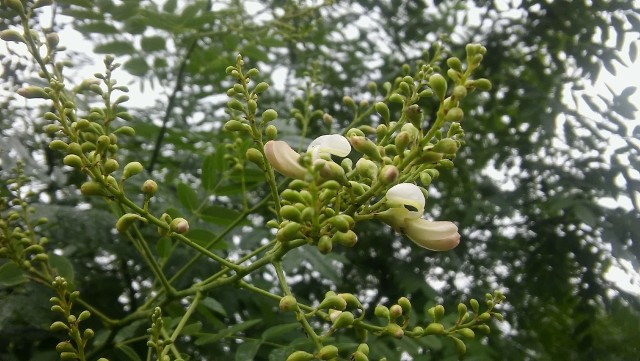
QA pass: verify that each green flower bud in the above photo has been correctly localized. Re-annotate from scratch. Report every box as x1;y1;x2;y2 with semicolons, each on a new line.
0;29;25;43
265;124;277;140
445;107;464;123
67;142;82;156
355;328;368;343
261;109;278;123
379;165;399;184
286;351;314;361
330;215;352;232
123;161;143;179
432;138;459;154
317;295;347;311
434;305;445;321
474;78;492;91
247;99;257;114
477;312;491;322
78;310;91;322
281;205;302;222
60;352;79;360
245;148;265;168
404;104;422;127
276;222;302;242
83;328;94;339
103;159;119;174
438;159;455;170
4;0;25;14
317;345;339;360
319;161;348;184
459;328;475;339
374;305;389;319
44;124;61;134
453;85;467;99
17;86;49;99
375;102;390;122
389;304;403;319
319;180;341;190
56;341;75;353
477;325;491;334
355;158;378;179
169;218;189;234
343;95;356;109
338;293;361;308
352;351;369;361
80;141;96;153
332;311;354;328
452;336;467;355
419;172;432;186
63;154;83;168
424;322;445;335
116;213;146;233
142;179;158;195
332;230;357;247
281;189;304;203
46;32;59;48
317;235;332;254
447;68;461;83
428;74;447;100
50;321;69;332
279;295;298;312
394;131;411;154
493;312;504;321
470;299;479;313
386;323;404;338
114;125;135;136
398;297;411;315
376;124;387;140
224;119;249;132
412;326;425;336
340;157;353;173
254;82;269;94
227;98;244;112
447;57;463;72
389;93;404;103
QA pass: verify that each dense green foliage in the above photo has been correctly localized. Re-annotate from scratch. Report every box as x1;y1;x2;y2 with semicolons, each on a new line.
1;0;639;360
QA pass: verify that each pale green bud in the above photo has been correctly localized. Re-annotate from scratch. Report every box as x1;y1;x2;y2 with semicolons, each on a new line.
254;82;269;93
452;336;467;355
262;109;277;123
103;159;119;174
398;297;411;314
317;235;332;254
317;295;347;311
352;351;369;361
276;222;302;242
142;179;158;196
424;322;444;335
386;323;404;338
374;305;389;319
378;165;399;184
116;213;146;233
224;119;250;132
389;304;403;319
317;345;339;360
63;154;83;168
265;124;277;140
375;102;390;122
428;73;447;100
332;311;354;328
245;148;264;168
474;78;492;91
470;299;479;313
432;138;459;154
459;328;475;339
170;218;189;234
17;86;49;99
286;351;314;361
376;124;387;140
453;85;467;99
0;29;25;43
349;136;381;161
332;230;357;247
389;93;404;103
447;57;463;72
279;295;297;312
281;205;301;222
445;107;464;123
123;161;143;179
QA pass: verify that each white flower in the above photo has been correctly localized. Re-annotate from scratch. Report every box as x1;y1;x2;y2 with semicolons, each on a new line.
379;183;460;251
264;135;351;179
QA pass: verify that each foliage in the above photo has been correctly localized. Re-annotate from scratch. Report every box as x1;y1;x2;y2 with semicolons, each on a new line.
1;0;639;361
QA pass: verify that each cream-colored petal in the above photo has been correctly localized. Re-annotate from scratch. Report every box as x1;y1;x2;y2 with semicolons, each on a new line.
403;219;460;251
385;183;425;217
264;140;307;179
307;134;351;157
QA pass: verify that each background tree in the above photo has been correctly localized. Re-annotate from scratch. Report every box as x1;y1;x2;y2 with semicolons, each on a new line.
1;0;639;360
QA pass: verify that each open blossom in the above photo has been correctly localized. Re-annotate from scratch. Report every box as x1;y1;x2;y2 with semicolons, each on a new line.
380;183;460;251
264;134;351;179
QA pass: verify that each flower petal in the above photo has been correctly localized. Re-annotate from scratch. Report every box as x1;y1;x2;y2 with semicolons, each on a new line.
403;219;460;251
307;134;351;157
385;183;425;217
264;140;307;179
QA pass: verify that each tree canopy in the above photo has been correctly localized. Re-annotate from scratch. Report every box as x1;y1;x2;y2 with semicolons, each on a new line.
1;0;639;360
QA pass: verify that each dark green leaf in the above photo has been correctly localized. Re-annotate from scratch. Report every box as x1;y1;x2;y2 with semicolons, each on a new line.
94;41;135;55
235;340;262;361
76;21;119;34
188;229;227;250
0;262;27;287
200;297;227;317
194;319;262;345
156;237;172;258
202;153;222;191
177;182;199;211
123;57;150;76
116;344;142;361
48;254;75;285
241;44;270;63
141;36;166;52
181;321;203;335
163;0;177;13
261;322;300;341
57;0;93;7
199;205;243;226
61;8;103;20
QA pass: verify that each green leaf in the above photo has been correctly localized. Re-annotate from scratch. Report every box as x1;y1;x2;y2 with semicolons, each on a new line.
261;322;300;341
201;297;227;317
0;262;27;287
202;153;223;192
141;36;166;52
94;41;136;55
57;0;93;7
199;205;244;226
188;229;227;250
116;344;142;361
61;8;103;20
194;319;262;346
163;0;177;12
177;182;199;211
156;237;172;258
235;339;262;361
76;21;119;34
123;57;149;76
241;44;270;63
48;254;75;285
181;321;203;335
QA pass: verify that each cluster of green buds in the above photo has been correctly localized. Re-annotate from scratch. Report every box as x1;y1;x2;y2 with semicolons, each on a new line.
147;307;175;361
255;44;492;254
50;277;108;361
0;163;50;270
